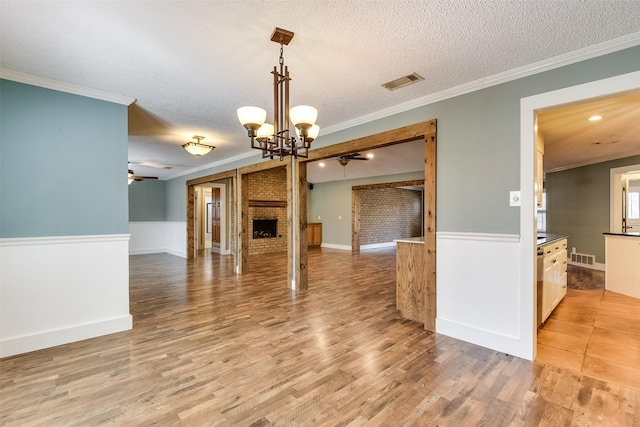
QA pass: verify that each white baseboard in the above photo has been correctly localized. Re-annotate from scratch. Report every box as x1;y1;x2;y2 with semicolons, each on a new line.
1;315;132;358
436;318;525;359
165;248;187;258
129;247;166;255
129;247;187;258
320;243;351;251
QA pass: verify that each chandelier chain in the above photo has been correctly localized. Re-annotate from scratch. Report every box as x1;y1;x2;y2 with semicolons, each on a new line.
238;28;318;160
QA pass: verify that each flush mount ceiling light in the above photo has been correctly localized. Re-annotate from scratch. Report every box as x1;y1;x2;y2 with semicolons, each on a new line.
237;27;319;160
182;135;215;156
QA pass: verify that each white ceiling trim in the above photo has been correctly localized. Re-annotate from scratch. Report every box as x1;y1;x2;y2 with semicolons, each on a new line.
320;31;640;137
0;68;136;106
167;31;640;181
163;149;262;181
544;150;640;174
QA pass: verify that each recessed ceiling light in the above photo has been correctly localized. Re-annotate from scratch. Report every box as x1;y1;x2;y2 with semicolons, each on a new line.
366;153;374;159
588;115;603;121
319;162;325;167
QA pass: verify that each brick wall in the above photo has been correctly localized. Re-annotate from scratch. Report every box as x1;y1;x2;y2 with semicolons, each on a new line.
359;188;422;245
248;167;287;255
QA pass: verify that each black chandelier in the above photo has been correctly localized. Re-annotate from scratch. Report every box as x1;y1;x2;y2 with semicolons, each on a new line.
237;28;319;160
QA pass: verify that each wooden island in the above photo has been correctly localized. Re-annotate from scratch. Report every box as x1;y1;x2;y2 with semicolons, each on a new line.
395;236;435;329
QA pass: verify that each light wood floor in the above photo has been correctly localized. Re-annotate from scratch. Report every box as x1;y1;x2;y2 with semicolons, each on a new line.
2;248;640;426
537;265;640;391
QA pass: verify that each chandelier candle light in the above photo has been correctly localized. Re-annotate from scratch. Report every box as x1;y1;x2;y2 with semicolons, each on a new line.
182;135;215;156
237;28;319;160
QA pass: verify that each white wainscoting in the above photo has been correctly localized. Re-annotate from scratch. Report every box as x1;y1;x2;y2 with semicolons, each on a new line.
129;221;187;258
436;232;529;359
0;234;132;357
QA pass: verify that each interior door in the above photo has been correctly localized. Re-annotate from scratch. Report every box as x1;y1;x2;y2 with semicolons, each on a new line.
211;187;221;246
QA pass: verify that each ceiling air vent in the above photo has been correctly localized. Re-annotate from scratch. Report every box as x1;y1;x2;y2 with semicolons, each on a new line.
381;73;424;91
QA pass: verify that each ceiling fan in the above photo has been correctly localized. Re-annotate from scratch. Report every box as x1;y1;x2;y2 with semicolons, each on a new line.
337;153;369;166
128;169;158;184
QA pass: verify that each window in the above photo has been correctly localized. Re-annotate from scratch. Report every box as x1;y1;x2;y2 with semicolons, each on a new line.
629;191;640;219
537;189;546;231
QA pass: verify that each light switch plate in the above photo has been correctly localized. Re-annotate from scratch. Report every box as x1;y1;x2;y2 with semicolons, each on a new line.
510;191;521;207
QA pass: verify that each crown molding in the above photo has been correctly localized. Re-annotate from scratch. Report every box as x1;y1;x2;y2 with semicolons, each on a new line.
0;68;136;106
322;32;640;137
163;149;261;181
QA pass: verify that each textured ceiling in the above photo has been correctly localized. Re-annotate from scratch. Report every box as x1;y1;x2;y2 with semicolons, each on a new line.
539;91;640;173
1;1;640;181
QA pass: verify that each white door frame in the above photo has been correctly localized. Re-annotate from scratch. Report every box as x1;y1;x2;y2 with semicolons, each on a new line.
610;166;640;233
519;70;640;360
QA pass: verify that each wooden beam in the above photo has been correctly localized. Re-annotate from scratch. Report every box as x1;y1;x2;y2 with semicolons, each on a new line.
248;200;287;208
187;185;195;259
240;173;249;274
298;161;308;291
352;179;425;191
303;120;436;162
424;130;437;332
186;170;235;187
239;157;288;175
351;189;360;252
286;158;309;291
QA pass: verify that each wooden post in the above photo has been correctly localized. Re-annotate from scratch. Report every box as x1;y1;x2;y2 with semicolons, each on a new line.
424;131;437;331
352;190;360;252
239;172;249;274
187;185;195;259
287;157;309;291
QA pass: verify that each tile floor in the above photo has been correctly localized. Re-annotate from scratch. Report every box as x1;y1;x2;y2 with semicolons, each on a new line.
536;265;640;390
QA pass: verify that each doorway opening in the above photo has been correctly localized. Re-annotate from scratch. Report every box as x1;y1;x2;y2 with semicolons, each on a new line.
195;183;228;255
186;170;236;259
520;70;640;361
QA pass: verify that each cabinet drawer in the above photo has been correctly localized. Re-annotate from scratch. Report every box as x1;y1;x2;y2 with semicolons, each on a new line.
542;239;567;260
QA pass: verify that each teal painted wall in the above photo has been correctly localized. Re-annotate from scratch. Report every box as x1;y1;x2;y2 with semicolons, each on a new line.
164;46;640;235
128;179;167;221
309;172;424;246
546;155;640;264
0;80;129;238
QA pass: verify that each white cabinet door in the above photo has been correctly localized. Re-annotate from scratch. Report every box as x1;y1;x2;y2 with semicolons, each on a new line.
542;257;556;322
540;238;568;324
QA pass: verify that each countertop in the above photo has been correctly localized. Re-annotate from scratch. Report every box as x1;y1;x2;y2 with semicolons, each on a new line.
603;231;640;237
536;233;568;247
394;236;424;244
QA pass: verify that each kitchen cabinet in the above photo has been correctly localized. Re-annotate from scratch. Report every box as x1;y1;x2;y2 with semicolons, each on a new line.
307;222;322;247
540;238;567;324
535;119;545;208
